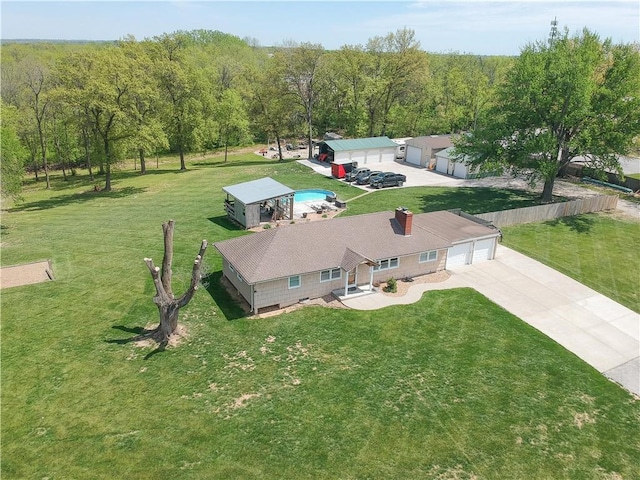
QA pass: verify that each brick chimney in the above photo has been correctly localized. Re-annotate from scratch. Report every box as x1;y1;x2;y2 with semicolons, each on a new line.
395;207;413;236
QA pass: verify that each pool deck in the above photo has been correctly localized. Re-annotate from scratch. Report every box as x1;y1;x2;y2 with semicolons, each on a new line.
292;200;338;218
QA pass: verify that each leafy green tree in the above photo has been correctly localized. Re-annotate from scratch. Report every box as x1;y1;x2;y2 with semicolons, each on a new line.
1;102;27;201
362;28;427;137
456;26;640;202
55;46;141;191
153;32;207;170
317;46;369;137
212;89;251;162
246;58;295;160
20;57;53;189
119;38;168;174
277;41;325;159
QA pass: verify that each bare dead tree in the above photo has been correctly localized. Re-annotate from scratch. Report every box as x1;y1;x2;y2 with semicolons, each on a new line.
144;220;208;344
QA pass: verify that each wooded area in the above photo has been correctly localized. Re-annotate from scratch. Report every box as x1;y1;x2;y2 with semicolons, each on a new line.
0;28;512;192
1;26;638;200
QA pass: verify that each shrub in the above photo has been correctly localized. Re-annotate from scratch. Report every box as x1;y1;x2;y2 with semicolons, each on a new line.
383;277;397;293
263;224;271;229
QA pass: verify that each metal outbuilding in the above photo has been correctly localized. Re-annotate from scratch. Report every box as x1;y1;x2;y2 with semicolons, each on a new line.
318;136;399;165
223;177;294;229
404;135;454;168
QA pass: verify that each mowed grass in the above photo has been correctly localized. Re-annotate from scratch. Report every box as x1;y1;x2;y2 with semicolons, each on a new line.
502;214;640;313
341;186;560;217
2;153;639;478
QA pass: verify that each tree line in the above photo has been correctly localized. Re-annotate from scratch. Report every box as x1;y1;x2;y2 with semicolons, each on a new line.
2;25;638;203
0;28;512;195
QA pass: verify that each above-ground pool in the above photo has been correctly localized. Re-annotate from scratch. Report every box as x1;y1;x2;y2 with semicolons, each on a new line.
294;189;336;203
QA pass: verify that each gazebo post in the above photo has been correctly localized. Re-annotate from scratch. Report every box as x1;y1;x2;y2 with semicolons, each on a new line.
289;194;294;220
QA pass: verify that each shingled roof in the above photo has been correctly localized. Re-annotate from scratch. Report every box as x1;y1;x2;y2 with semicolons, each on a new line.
214;210;498;285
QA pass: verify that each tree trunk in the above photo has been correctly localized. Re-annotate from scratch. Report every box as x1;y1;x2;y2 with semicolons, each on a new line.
144;220;208;343
179;149;186;170
104;136;112;191
81;121;94;181
276;133;283;161
139;148;146;175
105;162;112;192
541;177;555;203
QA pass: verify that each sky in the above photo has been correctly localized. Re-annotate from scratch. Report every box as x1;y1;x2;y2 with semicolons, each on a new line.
1;1;638;56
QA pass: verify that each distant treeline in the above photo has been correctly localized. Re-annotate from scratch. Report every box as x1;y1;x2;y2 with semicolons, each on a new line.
0;28;513;191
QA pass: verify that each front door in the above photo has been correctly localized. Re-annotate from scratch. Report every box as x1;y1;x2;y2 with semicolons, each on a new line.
348;268;357;291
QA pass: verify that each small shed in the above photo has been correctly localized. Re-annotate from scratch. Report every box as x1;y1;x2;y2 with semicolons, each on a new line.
434;147;479;179
404;135;454;168
223;177;294;229
318;136;398;165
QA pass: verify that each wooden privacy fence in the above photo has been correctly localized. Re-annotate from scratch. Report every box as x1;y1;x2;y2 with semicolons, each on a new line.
475;195;619;227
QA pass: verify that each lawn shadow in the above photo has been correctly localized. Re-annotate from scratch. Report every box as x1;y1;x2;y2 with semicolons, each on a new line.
9;186;147;212
545;215;595;233
208;216;243;231
417;187;565;214
106;325;168;359
202;271;249;321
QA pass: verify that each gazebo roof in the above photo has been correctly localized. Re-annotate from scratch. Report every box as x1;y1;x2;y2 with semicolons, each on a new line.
222;177;294;205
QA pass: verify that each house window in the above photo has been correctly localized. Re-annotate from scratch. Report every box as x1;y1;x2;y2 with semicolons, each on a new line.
374;257;399;271
288;275;301;289
320;268;342;282
229;263;235;272
420;251;438;263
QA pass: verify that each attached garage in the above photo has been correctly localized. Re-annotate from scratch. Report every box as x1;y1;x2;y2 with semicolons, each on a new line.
446;237;497;268
471;238;495;262
446;243;471;268
318;136;399;167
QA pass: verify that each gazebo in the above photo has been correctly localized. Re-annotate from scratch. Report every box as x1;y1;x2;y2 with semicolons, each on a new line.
223;177;295;229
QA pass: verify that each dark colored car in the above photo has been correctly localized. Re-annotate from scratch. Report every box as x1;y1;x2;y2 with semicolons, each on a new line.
355;170;382;185
370;172;407;189
345;167;370;182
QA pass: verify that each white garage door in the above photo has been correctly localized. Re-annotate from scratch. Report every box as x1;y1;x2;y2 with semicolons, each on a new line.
381;149;395;163
350;151;366;165
472;238;495;263
446;243;471;268
365;149;381;163
453;161;468;179
435;156;449;174
406;145;422;166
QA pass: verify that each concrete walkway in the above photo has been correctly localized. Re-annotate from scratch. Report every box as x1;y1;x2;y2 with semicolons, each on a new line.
342;245;640;396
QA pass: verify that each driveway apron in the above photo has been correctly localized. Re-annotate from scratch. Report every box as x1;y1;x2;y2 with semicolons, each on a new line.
342;245;640;396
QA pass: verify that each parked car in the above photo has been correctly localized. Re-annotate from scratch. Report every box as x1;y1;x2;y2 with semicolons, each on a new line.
370;172;407;189
345;167;370;182
355;170;382;185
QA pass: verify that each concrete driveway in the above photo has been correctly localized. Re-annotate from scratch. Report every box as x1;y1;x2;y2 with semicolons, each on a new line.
342;245;640;396
298;159;464;189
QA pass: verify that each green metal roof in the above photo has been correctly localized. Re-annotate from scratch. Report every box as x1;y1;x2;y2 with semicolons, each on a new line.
324;136;398;152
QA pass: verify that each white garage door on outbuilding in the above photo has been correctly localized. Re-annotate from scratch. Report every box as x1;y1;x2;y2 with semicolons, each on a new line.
319;136;399;166
406;145;422;166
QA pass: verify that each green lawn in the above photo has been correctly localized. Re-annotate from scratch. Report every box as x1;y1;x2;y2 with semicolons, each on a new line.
2;153;638;478
341;186;564;216
502;214;640;313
